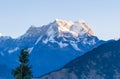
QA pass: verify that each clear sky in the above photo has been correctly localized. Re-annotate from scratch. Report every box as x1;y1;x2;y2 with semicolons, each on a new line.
0;0;120;40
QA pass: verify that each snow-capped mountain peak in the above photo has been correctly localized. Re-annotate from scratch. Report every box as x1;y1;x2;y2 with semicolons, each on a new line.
54;19;94;38
22;19;96;49
55;19;78;37
23;19;94;39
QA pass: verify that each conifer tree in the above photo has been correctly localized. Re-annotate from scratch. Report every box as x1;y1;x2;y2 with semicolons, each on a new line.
12;48;32;79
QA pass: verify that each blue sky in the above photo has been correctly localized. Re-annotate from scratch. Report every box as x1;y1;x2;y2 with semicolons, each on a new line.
0;0;120;40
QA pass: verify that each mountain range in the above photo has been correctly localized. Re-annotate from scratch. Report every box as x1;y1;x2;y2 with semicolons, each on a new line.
38;40;120;79
0;19;103;79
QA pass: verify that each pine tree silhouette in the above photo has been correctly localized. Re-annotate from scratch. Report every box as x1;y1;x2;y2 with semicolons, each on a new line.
12;48;32;79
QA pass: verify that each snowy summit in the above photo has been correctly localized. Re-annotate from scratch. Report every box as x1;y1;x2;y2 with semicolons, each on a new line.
55;19;94;37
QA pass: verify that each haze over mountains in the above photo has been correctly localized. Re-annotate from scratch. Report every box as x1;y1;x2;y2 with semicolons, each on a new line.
0;19;103;79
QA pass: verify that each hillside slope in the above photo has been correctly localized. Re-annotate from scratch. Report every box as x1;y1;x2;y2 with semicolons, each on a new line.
39;40;120;79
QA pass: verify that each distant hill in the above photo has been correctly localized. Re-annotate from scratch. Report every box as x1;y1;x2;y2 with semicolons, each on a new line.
39;40;120;79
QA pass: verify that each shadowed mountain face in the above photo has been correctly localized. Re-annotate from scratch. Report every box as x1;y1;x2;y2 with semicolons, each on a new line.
0;20;102;79
39;40;120;79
